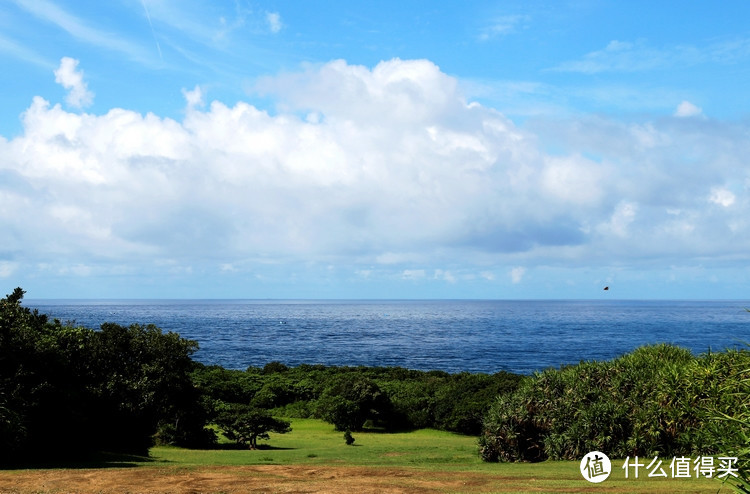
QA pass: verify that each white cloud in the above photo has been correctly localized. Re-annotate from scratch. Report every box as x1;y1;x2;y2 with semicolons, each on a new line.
0;33;52;68
3;57;750;285
550;37;750;74
182;85;204;108
510;266;526;284
57;263;93;277
478;15;529;41
402;269;426;280
674;100;703;117
541;155;605;205
434;269;456;283
14;0;152;65
54;57;94;108
266;12;282;33
551;39;666;74
709;187;736;207
0;262;18;278
600;201;637;238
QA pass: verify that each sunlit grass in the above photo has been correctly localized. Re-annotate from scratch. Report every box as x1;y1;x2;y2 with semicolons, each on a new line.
152;419;482;468
145;418;731;493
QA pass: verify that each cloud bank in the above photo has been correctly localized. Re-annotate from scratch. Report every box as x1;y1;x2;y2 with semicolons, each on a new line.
2;58;750;294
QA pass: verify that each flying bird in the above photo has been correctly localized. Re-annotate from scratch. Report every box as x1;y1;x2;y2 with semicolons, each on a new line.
603;286;609;291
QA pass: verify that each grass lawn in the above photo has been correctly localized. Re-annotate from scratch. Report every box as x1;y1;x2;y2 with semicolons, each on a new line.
144;418;733;493
0;419;736;493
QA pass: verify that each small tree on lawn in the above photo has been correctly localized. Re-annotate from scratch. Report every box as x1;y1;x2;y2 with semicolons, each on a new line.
216;405;291;449
344;430;355;445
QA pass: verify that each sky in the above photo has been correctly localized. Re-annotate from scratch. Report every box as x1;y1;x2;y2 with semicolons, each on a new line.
2;0;750;299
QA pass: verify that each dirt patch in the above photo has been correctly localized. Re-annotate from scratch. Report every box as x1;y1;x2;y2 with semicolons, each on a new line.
0;465;723;493
0;465;495;494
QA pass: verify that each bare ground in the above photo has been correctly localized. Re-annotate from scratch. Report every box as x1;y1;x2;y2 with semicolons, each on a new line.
0;464;724;494
0;465;507;494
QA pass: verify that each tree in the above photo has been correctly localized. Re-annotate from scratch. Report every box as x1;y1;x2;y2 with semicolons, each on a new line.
343;430;355;445
0;288;213;462
315;374;392;431
0;287;88;462
88;322;211;452
216;405;291;449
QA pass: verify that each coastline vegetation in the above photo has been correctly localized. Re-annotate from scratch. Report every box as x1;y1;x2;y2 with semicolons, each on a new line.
480;344;749;462
1;287;748;492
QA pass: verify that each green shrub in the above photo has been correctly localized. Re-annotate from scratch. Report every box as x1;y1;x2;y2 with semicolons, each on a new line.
480;344;749;462
710;346;749;493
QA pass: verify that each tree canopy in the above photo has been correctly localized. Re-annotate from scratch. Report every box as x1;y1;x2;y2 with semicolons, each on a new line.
215;404;291;449
0;288;212;464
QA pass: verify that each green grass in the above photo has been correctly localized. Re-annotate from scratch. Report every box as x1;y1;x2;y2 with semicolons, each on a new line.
152;419;483;468
143;419;733;493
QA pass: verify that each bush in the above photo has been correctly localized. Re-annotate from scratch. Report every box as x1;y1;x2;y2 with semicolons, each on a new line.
344;430;355;445
480;344;749;462
708;345;750;493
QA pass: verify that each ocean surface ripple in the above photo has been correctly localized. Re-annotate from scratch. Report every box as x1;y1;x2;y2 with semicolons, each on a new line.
25;299;750;374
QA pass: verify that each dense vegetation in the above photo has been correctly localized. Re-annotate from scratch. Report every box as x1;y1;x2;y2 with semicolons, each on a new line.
0;287;520;463
479;344;749;468
193;361;521;435
0;288;213;463
2;284;747;492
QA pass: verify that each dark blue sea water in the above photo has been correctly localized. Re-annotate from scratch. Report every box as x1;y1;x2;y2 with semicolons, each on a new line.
23;299;750;375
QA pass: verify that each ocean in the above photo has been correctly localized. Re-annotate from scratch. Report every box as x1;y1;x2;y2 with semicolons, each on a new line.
23;299;750;375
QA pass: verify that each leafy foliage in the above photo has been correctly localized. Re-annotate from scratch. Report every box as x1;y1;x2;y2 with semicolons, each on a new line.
215;404;291;449
0;288;212;464
315;374;391;431
710;345;750;493
479;344;750;462
193;363;522;434
344;430;355;445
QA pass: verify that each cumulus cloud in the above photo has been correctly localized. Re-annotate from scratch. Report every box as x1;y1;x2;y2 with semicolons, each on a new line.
54;57;94;108
182;85;204;108
674;100;702;117
2;57;750;286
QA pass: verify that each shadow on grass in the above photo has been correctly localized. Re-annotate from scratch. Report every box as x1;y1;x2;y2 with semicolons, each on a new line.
207;443;296;451
1;451;159;470
255;444;295;451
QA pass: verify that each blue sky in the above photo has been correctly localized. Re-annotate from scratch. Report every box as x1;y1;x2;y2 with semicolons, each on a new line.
2;0;750;299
